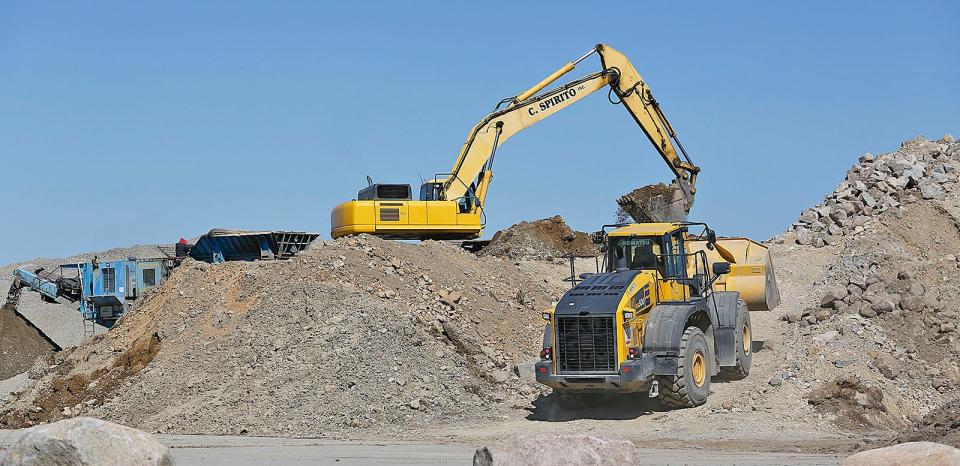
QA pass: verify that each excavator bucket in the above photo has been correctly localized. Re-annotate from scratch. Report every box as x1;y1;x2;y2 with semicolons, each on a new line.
617;181;693;223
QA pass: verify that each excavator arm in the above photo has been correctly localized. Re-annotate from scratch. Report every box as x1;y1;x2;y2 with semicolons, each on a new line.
330;43;699;240
443;44;700;209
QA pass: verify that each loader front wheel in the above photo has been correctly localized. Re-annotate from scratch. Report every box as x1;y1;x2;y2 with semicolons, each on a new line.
659;326;711;408
720;300;752;381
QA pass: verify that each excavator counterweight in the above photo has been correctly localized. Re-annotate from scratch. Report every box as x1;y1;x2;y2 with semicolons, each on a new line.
331;44;700;240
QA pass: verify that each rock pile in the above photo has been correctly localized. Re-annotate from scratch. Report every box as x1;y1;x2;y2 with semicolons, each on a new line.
791;136;960;247
792;270;956;327
767;135;960;439
0;305;56;380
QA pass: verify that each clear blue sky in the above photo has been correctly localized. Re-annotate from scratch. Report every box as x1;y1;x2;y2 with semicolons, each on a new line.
1;1;957;264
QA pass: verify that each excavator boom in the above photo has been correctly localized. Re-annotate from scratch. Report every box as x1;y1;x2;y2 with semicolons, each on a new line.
331;44;700;240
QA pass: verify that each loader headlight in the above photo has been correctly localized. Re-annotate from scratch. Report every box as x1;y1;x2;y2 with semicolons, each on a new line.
628;347;640;360
540;348;553;360
623;311;634;321
541;312;551;321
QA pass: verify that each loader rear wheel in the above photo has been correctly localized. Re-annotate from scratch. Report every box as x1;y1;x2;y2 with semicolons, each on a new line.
659;326;711;408
720;300;752;381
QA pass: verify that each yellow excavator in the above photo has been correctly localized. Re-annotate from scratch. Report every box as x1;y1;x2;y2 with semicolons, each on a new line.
330;44;700;240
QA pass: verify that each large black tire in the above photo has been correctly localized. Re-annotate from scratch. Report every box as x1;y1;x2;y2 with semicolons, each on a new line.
659;327;712;408
720;300;752;380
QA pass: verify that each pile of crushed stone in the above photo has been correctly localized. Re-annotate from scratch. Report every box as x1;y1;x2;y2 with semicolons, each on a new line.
0;235;567;437
480;216;598;261
772;135;960;434
0;305;56;380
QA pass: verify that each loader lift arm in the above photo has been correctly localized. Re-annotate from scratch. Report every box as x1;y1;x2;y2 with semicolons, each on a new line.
330;44;699;240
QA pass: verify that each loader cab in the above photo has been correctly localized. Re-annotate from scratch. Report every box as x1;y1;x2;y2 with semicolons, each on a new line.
605;224;688;280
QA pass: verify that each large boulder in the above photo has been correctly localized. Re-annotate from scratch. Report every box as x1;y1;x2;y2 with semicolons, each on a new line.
841;441;960;465
473;435;637;466
0;417;173;466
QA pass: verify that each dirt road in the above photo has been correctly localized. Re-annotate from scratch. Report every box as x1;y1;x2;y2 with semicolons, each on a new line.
0;431;843;465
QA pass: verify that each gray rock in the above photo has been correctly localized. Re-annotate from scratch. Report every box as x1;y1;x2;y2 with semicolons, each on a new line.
768;376;783;387
858;153;874;163
513;362;536;381
876;356;901;380
871;300;895;314
474;435;638;466
859;307;878;318
920;183;946;200
841;441;960;466
840;202;858;215
860;192;877;208
0;417;173;466
820;288;847;308
799;209;818;224
900;295;924;313
847;284;864;299
490;370;510;384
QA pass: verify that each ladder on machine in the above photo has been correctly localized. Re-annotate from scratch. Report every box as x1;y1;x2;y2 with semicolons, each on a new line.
82;308;97;339
78;268;96;339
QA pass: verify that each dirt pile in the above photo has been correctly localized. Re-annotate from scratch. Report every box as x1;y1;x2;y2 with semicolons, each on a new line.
805;375;894;430
0;235;569;437
616;182;689;223
774;135;960;434
480;216;598;261
0;305;56;380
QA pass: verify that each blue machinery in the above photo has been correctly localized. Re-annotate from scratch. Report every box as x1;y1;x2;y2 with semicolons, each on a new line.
8;229;318;334
69;258;169;327
187;229;319;264
11;258;171;331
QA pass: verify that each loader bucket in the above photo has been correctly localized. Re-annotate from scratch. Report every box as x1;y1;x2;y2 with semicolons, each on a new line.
688;238;780;312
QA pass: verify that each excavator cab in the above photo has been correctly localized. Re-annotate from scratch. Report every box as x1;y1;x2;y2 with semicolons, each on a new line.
419;182;443;201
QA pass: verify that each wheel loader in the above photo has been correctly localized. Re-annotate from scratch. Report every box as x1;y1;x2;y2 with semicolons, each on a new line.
535;222;779;408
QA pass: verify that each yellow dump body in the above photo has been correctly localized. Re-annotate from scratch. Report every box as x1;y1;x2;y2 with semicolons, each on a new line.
330;200;482;240
688;237;780;311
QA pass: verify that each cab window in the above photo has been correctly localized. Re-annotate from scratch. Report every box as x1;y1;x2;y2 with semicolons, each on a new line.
609;236;663;272
662;233;688;279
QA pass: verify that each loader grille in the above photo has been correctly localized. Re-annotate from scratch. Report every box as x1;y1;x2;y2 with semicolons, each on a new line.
556;316;616;374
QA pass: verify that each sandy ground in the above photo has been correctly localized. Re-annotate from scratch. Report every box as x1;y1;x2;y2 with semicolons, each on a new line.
0;431;843;465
